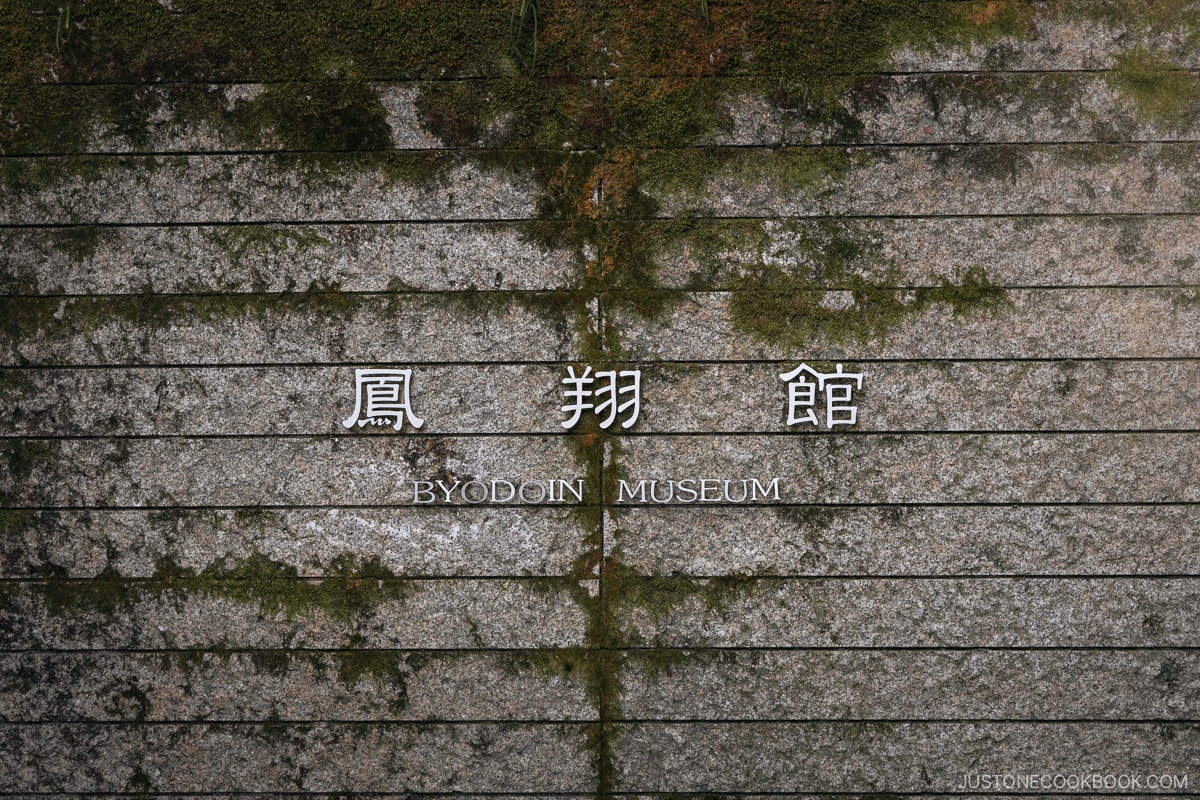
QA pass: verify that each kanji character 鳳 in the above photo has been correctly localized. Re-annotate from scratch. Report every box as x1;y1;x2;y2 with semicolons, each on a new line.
342;368;424;431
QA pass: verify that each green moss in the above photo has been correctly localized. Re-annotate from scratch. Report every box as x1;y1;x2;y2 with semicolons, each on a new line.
1065;0;1200;45
730;258;1008;350
601;560;758;632
508;646;595;688
43;564;135;616
1109;47;1200;128
46;225;108;262
0;290;389;348
0;0;518;149
1;439;57;506
203;226;330;276
185;552;407;621
231;506;276;529
230;80;392;152
0;509;38;540
925;266;1009;315
37;551;412;625
0;370;35;427
0;3;1060;791
1;0;1038;380
125;767;155;794
937;142;1030;182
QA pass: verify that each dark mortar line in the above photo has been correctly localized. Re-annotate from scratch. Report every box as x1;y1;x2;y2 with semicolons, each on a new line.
9;210;1200;231
667;211;1200;222
666;794;1200;799
0;795;600;800
10;644;1200;654
0;795;628;800
0;720;591;729
14;135;1200;158
0;796;606;799
6;574;1199;586
575;717;1200;724
7;139;1200;163
4;429;1199;441
606;719;1200;725
5;208;1200;225
6;428;1200;440
5;357;1200;371
5;283;1196;300
4;357;1200;370
0;575;592;585
7;210;1200;230
8;645;1200;655
2;719;1200;724
0;797;1195;800
0;717;1192;726
534;573;1200;581
5;501;1196;512
6;572;1199;583
2;431;1200;443
4;573;1195;585
21;66;1200;91
601;428;1200;436
0;647;591;656
878;66;1200;76
595;437;612;797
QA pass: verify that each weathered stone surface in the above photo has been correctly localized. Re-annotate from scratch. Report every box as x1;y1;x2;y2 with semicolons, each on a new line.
4;365;568;436
0;797;1178;800
0;650;594;721
636;360;1198;433
613;578;1200;647
0;722;594;792
890;7;1200;71
654;216;1200;289
0;579;592;649
0;223;576;295
720;72;1200;146
6;143;1200;225
611;722;1200;792
7;360;1195;436
616;289;1200;360
653;144;1200;217
25;70;1200;156
614;433;1198;504
0;797;588;800
0;797;585;800
5;83;443;154
0;508;587;579
0;436;587;507
620;649;1200;720
0;155;537;224
1;293;577;365
3;3;1197;793
7;214;1200;298
609;505;1200;576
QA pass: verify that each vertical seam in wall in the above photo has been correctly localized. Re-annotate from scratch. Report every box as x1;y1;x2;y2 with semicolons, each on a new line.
597;435;611;798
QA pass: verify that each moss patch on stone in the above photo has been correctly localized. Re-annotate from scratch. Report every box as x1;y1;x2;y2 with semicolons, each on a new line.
1109;47;1200;128
36;550;411;622
727;221;1008;348
4;1;1028;339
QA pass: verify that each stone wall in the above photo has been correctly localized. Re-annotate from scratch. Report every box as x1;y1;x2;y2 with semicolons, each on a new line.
2;1;1198;796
